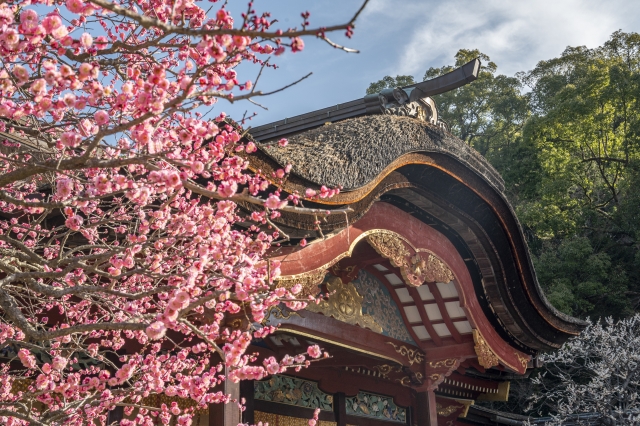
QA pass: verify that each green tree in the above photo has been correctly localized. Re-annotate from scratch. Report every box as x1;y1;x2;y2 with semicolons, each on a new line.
534;237;631;317
366;74;416;94
521;31;640;239
520;32;640;319
423;49;535;201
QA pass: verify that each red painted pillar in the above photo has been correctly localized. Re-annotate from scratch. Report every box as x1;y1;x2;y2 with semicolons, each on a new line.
416;391;438;425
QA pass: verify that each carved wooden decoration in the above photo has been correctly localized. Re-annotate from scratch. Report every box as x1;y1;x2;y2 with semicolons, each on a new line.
408;253;455;284
372;364;398;379
329;262;360;283
514;351;531;369
261;305;301;325
367;231;454;287
275;269;327;298
428;359;459;369
396;371;424;388
473;329;500;369
254;375;334;411
386;342;425;365
306;276;383;333
436;403;464;417
345;391;407;423
426;358;460;390
367;232;410;268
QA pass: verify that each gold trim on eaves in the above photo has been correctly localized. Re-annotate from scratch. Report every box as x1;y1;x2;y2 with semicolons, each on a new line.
277;328;402;364
255;411;357;426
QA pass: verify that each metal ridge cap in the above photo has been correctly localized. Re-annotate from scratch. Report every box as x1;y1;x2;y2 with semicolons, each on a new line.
248;58;481;142
249;99;367;138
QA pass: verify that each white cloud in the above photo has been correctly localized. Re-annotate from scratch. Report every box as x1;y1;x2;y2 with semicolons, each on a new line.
369;0;640;76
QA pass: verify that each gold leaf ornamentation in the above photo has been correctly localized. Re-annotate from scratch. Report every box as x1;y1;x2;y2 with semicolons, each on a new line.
402;253;455;286
428;358;458;369
229;318;243;329
515;352;530;369
275;269;327;298
426;372;446;390
396;376;412;387
367;231;454;287
386;342;425;365
262;305;301;325
372;364;400;379
367;232;410;268
436;403;464;417
422;254;455;283
395;371;424;388
307;276;383;333
473;329;499;369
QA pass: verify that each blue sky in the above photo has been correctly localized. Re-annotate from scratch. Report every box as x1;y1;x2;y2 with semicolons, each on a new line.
221;0;640;127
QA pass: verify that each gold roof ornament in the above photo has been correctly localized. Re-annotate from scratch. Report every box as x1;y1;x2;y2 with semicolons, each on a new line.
367;232;410;268
386;342;425;365
473;329;500;369
306;276;383;333
367;231;454;286
275;269;327;298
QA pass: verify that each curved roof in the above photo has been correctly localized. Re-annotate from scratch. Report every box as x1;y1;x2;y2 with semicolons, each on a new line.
260;115;504;192
245;59;585;353
248;113;585;354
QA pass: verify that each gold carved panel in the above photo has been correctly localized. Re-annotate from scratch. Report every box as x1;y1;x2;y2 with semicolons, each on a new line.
386;342;425;365
275;269;327;298
307;276;383;333
472;329;499;369
367;231;454;287
255;411;339;426
436;403;464;417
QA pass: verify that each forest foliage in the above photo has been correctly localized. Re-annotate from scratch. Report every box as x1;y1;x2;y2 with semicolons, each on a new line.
367;31;640;320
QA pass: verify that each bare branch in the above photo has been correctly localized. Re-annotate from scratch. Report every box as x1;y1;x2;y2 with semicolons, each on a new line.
87;0;369;43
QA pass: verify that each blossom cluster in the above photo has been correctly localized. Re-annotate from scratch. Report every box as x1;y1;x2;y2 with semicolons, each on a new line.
0;0;355;425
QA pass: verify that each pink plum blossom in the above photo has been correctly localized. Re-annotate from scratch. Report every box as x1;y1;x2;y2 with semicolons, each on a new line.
217;181;238;198
0;3;363;425
56;178;74;198
65;215;83;231
66;0;86;14
307;345;322;359
17;349;37;369
52;356;67;371
80;32;92;48
264;194;287;210
60;131;81;147
94;110;109;125
146;322;167;340
19;9;39;32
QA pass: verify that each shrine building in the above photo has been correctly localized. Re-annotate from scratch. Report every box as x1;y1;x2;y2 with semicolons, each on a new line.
210;59;587;426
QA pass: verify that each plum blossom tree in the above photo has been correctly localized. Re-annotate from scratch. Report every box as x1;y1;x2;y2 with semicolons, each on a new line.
528;315;640;425
0;0;367;424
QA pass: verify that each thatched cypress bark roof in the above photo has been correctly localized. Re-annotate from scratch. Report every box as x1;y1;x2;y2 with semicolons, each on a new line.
259;115;504;192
